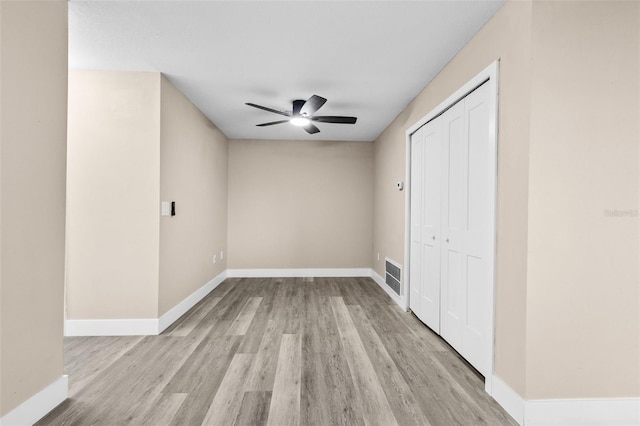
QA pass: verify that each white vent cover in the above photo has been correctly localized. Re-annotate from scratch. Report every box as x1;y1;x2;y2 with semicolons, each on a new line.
385;258;402;295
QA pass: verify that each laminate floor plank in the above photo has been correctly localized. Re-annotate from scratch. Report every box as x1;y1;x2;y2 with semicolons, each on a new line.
429;351;516;425
266;333;301;426
227;297;263;336
139;392;187;426
61;336;92;361
330;296;398;426
300;283;364;426
301;283;332;354
348;304;432;426
355;292;406;335
237;283;278;354
65;336;143;396
244;320;283;392
336;277;361;305
382;332;512;425
378;333;468;425
301;347;365;426
312;277;336;297
236;306;271;354
433;350;497;407
356;276;395;305
38;277;516;426
39;335;202;426
163;334;240;393
397;312;451;352
169;337;242;426
219;285;257;322
234;391;272;426
100;335;205;425
201;353;255;426
325;277;344;298
196;281;253;335
268;279;290;331
165;295;222;337
282;279;304;334
299;346;329;426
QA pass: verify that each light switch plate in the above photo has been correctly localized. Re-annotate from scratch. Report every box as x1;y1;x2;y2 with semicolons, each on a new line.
161;201;171;216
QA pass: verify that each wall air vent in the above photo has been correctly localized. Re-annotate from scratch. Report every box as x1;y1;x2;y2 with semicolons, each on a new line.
385;258;402;295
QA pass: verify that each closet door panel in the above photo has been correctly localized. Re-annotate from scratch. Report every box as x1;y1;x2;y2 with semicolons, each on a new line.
420;121;442;331
439;101;466;353
409;130;424;319
461;82;491;376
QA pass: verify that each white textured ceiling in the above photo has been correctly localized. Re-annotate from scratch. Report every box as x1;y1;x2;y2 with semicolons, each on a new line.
69;1;505;141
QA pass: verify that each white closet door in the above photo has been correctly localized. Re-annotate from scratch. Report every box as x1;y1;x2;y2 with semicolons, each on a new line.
419;119;442;331
439;100;466;354
409;78;494;378
409;120;442;332
409;128;424;318
461;82;492;376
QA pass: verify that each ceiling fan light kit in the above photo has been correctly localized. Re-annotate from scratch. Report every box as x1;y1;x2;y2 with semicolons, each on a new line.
246;94;357;135
289;117;310;127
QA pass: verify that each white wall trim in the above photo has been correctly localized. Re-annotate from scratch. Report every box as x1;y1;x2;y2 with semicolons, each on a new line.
65;271;227;336
226;268;372;278
370;269;407;310
490;374;525;425
64;318;159;336
488;375;639;426
0;375;68;426
525;398;640;426
158;270;227;333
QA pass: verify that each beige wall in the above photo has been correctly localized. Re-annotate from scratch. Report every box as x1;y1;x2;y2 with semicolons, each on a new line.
525;0;639;399
66;71;161;320
67;71;229;321
228;139;373;269
372;1;533;395
0;0;68;416
373;0;639;400
159;76;228;316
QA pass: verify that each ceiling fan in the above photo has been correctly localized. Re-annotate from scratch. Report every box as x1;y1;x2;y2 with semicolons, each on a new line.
246;95;357;134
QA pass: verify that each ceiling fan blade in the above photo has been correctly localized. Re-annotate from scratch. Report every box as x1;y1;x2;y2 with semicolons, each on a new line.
311;116;357;124
300;95;327;116
292;99;305;116
245;103;290;117
303;123;321;134
256;120;290;127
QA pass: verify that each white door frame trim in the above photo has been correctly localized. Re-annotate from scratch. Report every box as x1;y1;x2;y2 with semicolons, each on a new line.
403;60;499;394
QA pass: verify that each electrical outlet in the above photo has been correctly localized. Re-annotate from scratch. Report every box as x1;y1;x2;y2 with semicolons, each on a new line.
377;252;380;261
220;250;224;260
213;255;217;264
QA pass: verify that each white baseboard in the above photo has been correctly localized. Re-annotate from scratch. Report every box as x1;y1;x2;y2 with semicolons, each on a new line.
0;375;68;426
226;268;372;278
65;271;227;337
158;270;227;333
525;398;640;426
370;270;406;310
64;318;158;336
489;374;639;426
491;374;525;425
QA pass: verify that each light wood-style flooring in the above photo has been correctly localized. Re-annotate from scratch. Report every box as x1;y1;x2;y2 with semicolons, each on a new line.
38;277;516;425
